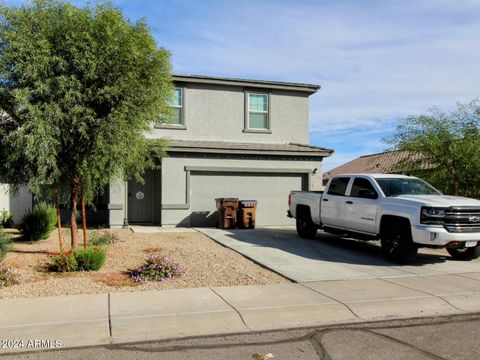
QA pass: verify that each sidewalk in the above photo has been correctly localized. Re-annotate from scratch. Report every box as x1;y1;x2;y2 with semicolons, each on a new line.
1;274;480;353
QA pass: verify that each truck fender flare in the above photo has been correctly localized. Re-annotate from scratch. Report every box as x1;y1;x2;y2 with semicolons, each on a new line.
379;215;411;235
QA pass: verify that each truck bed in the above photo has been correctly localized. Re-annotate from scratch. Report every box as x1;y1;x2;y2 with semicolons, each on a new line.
290;190;323;225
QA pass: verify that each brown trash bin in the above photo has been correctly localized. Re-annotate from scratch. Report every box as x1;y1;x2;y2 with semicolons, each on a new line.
237;200;257;229
215;198;239;229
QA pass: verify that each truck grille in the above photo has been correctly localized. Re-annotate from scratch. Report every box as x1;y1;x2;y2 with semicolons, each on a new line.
444;207;480;233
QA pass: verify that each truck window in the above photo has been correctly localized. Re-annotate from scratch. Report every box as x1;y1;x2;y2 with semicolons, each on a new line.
350;178;378;199
376;178;441;197
327;177;350;196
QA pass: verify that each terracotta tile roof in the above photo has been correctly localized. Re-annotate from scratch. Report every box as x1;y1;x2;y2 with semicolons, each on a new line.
168;139;333;157
323;150;421;180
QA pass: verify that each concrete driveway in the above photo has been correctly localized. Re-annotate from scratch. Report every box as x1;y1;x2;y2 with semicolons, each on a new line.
198;226;480;282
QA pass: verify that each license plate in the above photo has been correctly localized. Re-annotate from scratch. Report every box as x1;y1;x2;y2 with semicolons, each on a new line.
465;241;478;247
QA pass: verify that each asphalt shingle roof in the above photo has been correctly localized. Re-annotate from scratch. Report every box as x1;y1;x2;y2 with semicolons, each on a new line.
168;139;333;157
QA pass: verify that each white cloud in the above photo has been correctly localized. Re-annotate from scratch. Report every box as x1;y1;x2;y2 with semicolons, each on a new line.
166;0;480;169
4;0;479;170
168;1;480;117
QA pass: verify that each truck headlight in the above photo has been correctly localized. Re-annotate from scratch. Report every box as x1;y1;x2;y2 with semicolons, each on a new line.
420;207;447;225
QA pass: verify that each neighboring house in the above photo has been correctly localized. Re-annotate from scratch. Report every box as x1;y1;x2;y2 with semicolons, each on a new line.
322;150;417;186
0;184;32;224
0;74;333;227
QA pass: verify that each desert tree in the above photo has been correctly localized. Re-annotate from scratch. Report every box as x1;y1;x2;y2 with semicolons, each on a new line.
385;99;480;197
0;0;172;248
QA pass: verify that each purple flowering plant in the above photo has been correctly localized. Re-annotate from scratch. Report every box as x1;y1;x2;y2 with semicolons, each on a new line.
130;254;185;283
0;263;18;288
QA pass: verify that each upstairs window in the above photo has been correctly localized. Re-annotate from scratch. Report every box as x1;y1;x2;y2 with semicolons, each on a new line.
246;93;269;131
168;87;183;125
157;87;184;128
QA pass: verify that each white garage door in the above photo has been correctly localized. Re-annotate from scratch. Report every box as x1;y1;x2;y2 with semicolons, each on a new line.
189;171;306;226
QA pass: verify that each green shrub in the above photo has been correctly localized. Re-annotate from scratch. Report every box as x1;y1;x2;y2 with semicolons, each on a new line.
0;209;14;228
19;203;57;241
0;264;18;288
73;246;107;271
0;231;12;262
46;252;78;272
90;231;118;246
46;246;106;272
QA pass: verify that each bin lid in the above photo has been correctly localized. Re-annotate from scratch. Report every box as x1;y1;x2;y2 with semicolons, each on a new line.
215;198;239;202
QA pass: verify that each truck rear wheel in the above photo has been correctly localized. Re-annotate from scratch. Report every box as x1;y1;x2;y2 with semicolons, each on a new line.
381;220;417;264
296;209;317;239
447;246;480;261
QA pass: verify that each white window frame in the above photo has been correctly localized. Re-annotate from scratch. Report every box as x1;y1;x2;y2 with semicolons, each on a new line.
244;91;271;133
156;87;186;129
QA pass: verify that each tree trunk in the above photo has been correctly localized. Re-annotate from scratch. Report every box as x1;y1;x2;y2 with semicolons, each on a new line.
70;178;80;248
81;181;87;249
55;186;64;253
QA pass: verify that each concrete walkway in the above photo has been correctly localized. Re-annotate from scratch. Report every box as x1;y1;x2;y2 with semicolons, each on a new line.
1;274;480;353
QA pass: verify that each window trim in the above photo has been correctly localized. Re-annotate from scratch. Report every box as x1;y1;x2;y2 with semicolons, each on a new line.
155;86;186;130
244;91;271;133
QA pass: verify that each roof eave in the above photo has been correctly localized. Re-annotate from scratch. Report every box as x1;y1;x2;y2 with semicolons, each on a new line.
172;74;320;94
168;146;331;158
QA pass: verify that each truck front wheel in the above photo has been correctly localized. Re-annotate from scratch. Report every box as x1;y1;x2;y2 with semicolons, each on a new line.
447;246;480;261
296;210;317;239
381;221;417;264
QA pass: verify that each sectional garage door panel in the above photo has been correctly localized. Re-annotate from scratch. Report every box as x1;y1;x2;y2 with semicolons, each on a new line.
189;171;305;226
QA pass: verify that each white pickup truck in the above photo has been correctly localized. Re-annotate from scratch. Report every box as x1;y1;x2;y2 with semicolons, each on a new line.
288;174;480;263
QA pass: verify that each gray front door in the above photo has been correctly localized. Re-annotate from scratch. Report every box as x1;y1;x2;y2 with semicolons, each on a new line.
128;170;154;224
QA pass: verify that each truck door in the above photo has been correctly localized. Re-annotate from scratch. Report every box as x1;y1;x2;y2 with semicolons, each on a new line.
321;176;351;228
344;177;379;234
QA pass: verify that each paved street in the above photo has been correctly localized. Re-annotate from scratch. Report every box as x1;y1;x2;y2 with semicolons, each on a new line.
1;226;479;354
1;313;479;359
198;227;480;282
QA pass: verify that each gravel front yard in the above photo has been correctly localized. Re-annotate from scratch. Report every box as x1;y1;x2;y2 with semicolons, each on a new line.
0;228;288;299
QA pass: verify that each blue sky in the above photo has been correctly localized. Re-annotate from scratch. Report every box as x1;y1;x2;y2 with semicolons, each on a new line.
4;0;480;170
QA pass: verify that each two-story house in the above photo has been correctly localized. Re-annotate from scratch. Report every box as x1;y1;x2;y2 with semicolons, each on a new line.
108;74;333;228
0;74;333;227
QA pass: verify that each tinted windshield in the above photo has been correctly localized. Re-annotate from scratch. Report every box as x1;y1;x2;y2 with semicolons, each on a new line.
376;178;441;197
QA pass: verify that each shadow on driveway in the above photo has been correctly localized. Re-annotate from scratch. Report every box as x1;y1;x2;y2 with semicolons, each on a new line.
222;227;448;266
197;227;478;282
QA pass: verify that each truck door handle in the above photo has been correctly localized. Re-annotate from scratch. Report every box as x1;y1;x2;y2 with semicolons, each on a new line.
345;201;353;204
322;198;329;202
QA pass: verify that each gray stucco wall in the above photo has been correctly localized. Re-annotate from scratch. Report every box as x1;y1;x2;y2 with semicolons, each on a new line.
108;180;126;229
0;184;33;224
0;184;8;214
147;83;310;144
160;154;323;226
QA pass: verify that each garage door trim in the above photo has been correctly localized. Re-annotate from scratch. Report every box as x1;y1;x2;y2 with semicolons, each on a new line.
162;166;313;210
185;166;314;174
